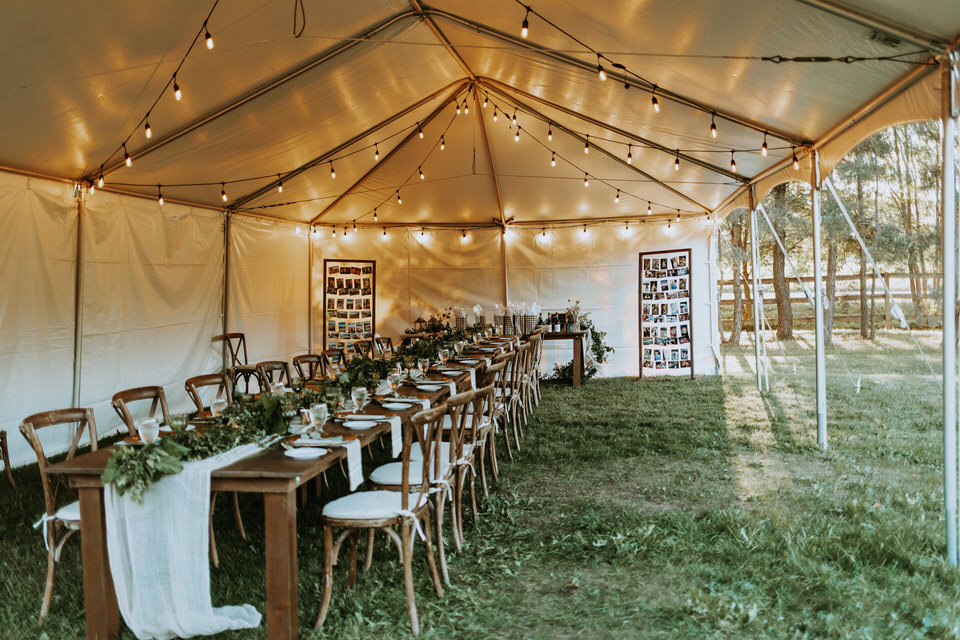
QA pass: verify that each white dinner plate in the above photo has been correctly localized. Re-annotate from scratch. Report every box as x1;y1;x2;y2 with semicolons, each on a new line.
440;369;463;376
457;359;479;364
382;402;410;410
343;420;377;430
416;384;442;392
284;448;327;459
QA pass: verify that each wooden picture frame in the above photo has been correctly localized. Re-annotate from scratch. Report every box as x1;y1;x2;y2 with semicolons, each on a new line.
322;259;376;352
639;248;693;379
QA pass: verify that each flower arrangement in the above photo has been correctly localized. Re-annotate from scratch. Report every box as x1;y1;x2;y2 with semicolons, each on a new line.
566;299;589;330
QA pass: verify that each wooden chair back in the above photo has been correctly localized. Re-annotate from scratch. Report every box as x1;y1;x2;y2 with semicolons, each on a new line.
375;336;395;356
184;373;233;414
408;403;447;511
470;383;495;433
293;354;324;380
354;340;375;359
320;348;346;374
19;408;98;516
218;333;250;367
446;389;477;460
111;386;169;435
256;361;290;390
484;359;507;388
510;343;531;393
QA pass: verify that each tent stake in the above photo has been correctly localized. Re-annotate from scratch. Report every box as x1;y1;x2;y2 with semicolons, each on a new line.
811;151;827;450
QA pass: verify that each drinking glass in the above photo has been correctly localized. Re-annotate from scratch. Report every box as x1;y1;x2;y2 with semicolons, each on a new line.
309;403;328;426
437;348;449;366
324;386;343;411
351;386;369;410
387;371;402;398
403;355;416;371
290;376;303;392
211;397;228;416
454;341;465;357
418;358;430;379
327;364;340;382
270;382;285;396
167;413;188;431
138;418;160;445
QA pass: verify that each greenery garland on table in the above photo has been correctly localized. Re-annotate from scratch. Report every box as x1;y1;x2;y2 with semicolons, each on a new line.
544;317;615;384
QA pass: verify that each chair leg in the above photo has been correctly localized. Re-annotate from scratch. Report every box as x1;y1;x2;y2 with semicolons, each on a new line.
433;494;450;586
468;468;478;529
478;439;489;498
488;432;500;481
1;432;14;488
363;528;375;571
231;492;246;540
400;523;420;637
500;416;514;461
314;525;335;631
347;530;359;589
39;531;56;622
421;510;444;597
209;496;220;569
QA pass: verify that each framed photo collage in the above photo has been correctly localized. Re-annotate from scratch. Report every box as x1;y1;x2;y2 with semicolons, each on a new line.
639;248;693;379
323;259;375;352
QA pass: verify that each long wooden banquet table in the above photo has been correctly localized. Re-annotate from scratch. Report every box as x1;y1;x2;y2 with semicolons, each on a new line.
46;362;487;640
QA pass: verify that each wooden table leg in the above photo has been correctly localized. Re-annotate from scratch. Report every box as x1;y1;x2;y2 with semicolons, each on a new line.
572;335;583;387
264;491;298;640
78;487;120;639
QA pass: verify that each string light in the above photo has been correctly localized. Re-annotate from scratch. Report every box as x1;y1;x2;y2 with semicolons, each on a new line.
343;226;348;237
396;190;402;205
584;135;590;154
521;6;529;38
463;99;469;115
420;228;425;238
674;149;680;171
761;132;768;157
493;107;498;122
330;162;336;179
583;173;589;187
277;173;283;193
792;147;800;170
173;74;182;101
220;182;227;202
456;101;462;115
512;109;517;125
89;182;95;196
419;166;425;180
626;144;632;164
124;143;132;167
97;167;104;189
440;135;445;150
730;150;737;172
582;224;587;233
515;126;521;142
597;55;606;81
332;227;337;238
651;85;660;113
710;113;717;138
374;144;380;162
482;95;488;108
418;122;423;139
373;208;378;222
550;152;556;167
157;185;164;207
547;124;553;141
382;227;387;237
614;189;620;203
144;117;152;139
353;221;357;232
542;228;546;238
204;21;214;49
462;229;467;238
647;201;652;215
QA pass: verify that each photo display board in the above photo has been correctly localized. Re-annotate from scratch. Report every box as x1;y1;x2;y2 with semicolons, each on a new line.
639;248;693;378
323;259;375;351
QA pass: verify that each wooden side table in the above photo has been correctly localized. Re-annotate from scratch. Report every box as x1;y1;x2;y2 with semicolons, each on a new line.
542;330;588;387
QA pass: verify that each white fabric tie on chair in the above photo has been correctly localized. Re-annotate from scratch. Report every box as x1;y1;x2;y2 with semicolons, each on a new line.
104;443;263;640
398;509;427;541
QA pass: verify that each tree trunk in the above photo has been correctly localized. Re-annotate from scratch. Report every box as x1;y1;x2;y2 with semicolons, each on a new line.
770;184;793;339
729;215;744;345
825;228;838;346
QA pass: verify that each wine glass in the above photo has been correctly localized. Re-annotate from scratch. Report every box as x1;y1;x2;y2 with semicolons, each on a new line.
417;358;430;379
438;348;449;366
324;386;343;411
309;403;328;427
290;376;303;392
167;413;188;431
327;364;340;382
270;381;285;396
387;371;402;398
138;418;160;445
211;396;228;417
454;340;465;357
351;386;369;411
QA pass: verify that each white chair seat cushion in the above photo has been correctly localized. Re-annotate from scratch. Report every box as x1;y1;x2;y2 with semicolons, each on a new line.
408;442;473;463
56;501;81;523
369;459;450;485
322;490;427;520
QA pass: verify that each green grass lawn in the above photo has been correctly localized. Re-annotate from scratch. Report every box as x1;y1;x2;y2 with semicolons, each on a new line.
2;329;958;638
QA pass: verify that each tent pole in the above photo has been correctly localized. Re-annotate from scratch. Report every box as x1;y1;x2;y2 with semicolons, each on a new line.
749;190;762;392
71;189;85;408
941;51;959;566
811;150;827;450
222;212;231;373
500;230;509;307
307;228;314;354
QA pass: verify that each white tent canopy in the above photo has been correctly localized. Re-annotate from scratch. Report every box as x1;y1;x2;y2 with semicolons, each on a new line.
2;1;959;469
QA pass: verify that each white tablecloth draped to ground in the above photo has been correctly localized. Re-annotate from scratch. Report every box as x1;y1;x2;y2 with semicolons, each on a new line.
104;443;263;640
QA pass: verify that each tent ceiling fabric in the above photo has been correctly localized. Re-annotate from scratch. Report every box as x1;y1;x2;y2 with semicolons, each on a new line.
1;1;957;225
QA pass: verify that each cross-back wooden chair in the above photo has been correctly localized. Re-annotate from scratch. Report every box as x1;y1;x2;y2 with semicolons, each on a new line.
375;336;395;357
469;381;499;498
111;386;170;435
217;333;259;393
525;332;544;409
293;354;324;380
320;348;346;376
506;342;531;443
354;340;375;359
491;351;517;459
19;408;98;621
256;360;289;391
314;403;446;637
1;430;14;487
183;373;247;566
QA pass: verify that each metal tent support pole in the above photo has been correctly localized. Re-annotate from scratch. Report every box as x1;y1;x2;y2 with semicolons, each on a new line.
941;51;959;566
307;229;314;353
749;192;763;392
222;212;231;373
71;189;85;408
811;151;828;450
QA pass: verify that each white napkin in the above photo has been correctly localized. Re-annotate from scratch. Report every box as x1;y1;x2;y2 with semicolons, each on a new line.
385;416;402;457
342;439;363;491
442;381;457;396
399;396;431;410
375;380;393;396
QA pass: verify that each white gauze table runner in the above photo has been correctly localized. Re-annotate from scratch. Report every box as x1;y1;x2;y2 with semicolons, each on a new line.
104;443;263;640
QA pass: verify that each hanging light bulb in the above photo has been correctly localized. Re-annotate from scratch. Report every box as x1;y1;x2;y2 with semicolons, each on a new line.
332;227;337;238
584;136;590;154
597;55;606;81
674;149;680;171
374;144;380;162
625;220;630;231
521;7;529;38
627;144;633;164
417;122;423;139
343;226;348;237
647;201;652;215
396;190;402;205
89;182;95;196
482;95;488;108
464;99;469;115
583;173;589;187
144;117;152;139
440;135;445;151
710;113;718;139
204;21;214;49
157;185;164;207
667;219;672;229
173;74;181;101
730;150;737;172
761;132;768;158
419;166;425;180
221;182;228;202
97;167;104;189
512;109;517;125
493;107;498;122
330;162;336;179
420;228;425;238
515;126;521;142
582;224;587;233
382;227;387;237
792;147;800;170
615;189;620;203
547;124;553;141
550;152;556;167
456;101;462;115
123;143;132;167
651;85;660;113
353;221;358;232
373;208;378;222
542;228;546;238
277;174;283;193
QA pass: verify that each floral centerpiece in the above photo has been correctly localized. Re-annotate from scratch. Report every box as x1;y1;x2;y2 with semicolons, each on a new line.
566;299;588;332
